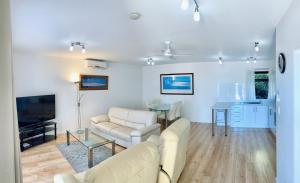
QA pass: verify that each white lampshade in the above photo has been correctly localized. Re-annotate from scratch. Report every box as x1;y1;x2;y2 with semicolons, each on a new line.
70;73;80;83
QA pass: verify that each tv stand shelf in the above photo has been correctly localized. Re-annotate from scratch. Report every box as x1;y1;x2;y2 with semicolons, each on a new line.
19;121;57;151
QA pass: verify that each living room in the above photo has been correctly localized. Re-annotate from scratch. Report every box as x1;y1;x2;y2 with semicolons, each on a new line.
1;0;300;183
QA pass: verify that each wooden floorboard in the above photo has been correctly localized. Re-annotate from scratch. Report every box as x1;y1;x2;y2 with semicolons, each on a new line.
21;123;276;183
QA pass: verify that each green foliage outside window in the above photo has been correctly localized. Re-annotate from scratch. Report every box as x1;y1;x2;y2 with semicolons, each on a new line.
255;72;269;99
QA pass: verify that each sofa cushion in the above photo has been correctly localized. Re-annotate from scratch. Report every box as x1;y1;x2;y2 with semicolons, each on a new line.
93;122;119;135
110;126;135;142
126;110;157;130
108;108;129;126
90;114;109;124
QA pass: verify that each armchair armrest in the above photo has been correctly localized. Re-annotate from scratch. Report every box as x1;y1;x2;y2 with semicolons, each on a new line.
131;123;161;137
54;174;80;183
90;114;109;124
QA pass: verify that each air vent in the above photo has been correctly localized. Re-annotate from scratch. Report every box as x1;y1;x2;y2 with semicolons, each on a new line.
85;58;108;69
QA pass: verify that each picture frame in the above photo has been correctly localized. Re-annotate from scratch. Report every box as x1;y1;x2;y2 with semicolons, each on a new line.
79;75;109;90
160;73;194;95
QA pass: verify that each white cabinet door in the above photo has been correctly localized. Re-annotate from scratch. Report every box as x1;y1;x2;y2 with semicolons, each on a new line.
243;105;256;127
230;105;243;127
255;105;269;128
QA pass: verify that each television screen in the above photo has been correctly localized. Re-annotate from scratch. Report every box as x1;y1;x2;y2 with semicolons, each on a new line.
16;95;55;128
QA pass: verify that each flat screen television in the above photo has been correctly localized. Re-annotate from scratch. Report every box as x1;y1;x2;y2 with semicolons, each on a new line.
16;94;55;128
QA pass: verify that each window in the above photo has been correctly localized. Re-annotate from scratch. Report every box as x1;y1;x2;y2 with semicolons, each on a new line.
255;71;269;99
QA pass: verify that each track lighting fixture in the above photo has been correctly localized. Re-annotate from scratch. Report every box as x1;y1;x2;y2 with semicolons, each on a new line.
69;42;86;54
147;58;155;66
194;6;201;22
81;45;86;54
246;57;257;64
218;57;223;64
193;0;200;22
181;0;189;10
180;0;201;22
254;42;260;52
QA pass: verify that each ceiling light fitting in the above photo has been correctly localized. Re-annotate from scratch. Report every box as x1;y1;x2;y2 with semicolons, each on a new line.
246;58;250;64
218;57;223;64
254;42;260;52
181;0;201;22
193;0;200;22
194;6;200;22
129;12;141;20
181;0;189;10
147;58;155;66
247;57;257;64
70;42;86;54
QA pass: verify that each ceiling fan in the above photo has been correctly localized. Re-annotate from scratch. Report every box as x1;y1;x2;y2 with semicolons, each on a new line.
157;41;193;59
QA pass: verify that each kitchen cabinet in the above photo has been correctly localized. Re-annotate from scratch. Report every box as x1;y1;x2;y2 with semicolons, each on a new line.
230;104;269;128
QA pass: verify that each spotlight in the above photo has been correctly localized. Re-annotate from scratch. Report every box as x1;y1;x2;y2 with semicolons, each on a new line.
218;57;223;64
255;42;260;52
69;42;86;54
69;43;74;52
181;0;189;10
81;45;86;54
194;7;201;22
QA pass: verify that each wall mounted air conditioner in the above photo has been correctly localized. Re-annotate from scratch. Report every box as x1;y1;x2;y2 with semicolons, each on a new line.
85;58;108;69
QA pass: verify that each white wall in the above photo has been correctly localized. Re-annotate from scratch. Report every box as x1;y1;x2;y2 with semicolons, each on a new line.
13;53;143;133
142;61;274;123
0;0;22;182
276;0;300;182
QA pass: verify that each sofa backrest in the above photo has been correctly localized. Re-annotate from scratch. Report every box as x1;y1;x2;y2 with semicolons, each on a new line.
108;107;129;126
108;107;157;130
83;141;160;183
158;118;191;183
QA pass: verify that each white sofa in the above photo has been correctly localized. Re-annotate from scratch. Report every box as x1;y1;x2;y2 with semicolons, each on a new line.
90;107;161;148
54;118;191;183
54;141;160;183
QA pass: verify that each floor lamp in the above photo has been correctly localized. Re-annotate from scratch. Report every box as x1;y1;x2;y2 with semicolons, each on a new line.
74;81;84;133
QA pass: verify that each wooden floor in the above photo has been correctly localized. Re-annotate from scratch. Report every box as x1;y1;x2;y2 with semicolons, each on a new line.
21;123;276;183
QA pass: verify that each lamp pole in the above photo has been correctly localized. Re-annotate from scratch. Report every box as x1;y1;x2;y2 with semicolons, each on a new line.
74;81;84;132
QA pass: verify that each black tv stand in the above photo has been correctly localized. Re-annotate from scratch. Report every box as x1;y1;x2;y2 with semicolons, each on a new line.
19;121;57;151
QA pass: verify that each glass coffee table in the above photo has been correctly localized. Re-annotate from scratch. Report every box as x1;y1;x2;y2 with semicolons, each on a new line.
66;128;115;168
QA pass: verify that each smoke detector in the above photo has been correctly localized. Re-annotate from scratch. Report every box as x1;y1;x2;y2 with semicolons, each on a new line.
129;12;142;20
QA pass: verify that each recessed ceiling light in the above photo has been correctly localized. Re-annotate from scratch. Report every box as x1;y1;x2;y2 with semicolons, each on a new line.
129;12;142;20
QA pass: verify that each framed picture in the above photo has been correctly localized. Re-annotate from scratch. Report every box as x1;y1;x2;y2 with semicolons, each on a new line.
79;75;109;90
160;73;194;95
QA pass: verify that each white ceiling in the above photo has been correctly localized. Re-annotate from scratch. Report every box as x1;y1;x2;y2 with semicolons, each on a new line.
11;0;292;64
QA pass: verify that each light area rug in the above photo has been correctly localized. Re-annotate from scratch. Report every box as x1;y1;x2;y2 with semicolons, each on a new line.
56;141;112;172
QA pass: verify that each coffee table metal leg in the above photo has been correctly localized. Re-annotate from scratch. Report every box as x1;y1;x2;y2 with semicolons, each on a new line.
165;111;168;128
88;147;93;168
212;109;215;136
112;141;115;156
67;131;70;145
225;109;228;136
